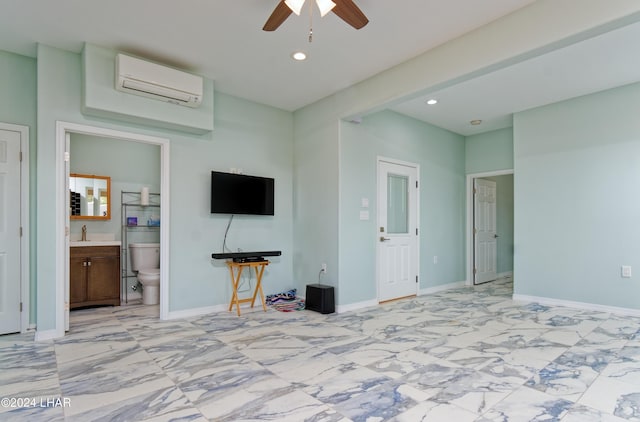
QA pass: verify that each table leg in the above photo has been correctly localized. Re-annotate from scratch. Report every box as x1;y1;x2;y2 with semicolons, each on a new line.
228;265;244;316
251;264;267;312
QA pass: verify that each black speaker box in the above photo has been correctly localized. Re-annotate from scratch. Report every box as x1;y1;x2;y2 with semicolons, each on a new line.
305;284;335;314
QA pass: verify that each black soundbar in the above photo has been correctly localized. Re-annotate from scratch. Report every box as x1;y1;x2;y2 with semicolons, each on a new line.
211;250;281;262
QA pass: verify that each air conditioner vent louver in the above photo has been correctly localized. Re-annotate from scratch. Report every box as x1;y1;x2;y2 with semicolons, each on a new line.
115;54;203;108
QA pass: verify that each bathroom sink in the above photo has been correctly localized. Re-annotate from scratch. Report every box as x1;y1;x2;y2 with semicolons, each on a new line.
70;240;121;247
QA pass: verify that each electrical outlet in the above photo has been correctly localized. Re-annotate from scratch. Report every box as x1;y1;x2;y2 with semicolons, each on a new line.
622;265;632;278
321;263;327;273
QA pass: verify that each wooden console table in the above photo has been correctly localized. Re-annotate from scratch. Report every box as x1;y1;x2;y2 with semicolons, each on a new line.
226;260;269;316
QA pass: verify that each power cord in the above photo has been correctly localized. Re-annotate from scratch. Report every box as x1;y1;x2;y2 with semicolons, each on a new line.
221;214;252;292
222;214;234;253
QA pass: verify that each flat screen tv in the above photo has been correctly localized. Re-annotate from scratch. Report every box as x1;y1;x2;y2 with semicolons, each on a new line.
210;171;274;215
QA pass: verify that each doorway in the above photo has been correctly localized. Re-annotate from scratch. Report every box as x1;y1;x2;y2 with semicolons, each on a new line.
376;157;420;302
466;170;514;286
0;123;30;335
55;122;170;337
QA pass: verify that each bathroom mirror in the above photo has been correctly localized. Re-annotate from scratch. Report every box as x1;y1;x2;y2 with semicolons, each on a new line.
69;173;111;220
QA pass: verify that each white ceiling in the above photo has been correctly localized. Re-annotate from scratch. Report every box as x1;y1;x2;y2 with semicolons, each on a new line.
1;1;638;136
390;19;640;136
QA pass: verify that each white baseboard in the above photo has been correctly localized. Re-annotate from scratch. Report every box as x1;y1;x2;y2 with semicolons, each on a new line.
335;280;469;313
419;280;467;295
165;304;227;320
336;299;378;314
497;271;513;279
35;329;61;342
512;294;640;317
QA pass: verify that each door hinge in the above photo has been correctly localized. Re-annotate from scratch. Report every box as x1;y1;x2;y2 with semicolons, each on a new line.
416;181;419;188
474;228;477;234
19;151;23;162
473;268;477;274
19;226;23;237
416;275;419;283
416;228;419;235
64;151;70;162
20;302;23;312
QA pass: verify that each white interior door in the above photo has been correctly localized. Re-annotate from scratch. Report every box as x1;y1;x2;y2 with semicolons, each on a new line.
0;129;22;334
377;159;419;302
474;178;497;284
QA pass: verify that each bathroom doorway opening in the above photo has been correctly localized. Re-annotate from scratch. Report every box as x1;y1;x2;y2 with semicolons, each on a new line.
55;122;170;336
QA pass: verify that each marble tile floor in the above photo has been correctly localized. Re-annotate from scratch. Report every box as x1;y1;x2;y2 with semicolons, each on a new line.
2;277;640;421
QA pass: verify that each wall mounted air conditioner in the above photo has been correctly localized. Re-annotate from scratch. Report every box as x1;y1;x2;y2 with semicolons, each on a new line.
115;54;203;108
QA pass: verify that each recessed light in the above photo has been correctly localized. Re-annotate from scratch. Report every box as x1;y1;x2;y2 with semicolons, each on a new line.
426;99;438;105
291;51;307;61
470;119;482;125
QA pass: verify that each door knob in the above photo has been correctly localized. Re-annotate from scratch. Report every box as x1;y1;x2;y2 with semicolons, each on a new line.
380;236;391;242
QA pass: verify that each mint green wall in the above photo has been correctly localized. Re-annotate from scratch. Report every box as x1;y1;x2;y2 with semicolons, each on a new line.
0;50;37;324
36;45;83;330
292;102;340;298
339;111;466;304
465;128;513;174
0;51;36;127
484;175;514;274
35;44;294;330
514;81;640;308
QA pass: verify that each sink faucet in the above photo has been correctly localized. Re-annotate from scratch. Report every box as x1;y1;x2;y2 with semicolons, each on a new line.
81;225;87;241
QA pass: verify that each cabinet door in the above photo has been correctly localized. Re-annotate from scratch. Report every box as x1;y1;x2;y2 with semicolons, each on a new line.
70;256;88;304
87;255;120;301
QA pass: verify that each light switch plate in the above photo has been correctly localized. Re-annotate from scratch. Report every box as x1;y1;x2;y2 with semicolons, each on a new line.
622;265;632;278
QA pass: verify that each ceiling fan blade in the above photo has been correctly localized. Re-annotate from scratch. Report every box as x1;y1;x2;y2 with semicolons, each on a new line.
332;0;369;29
263;0;294;31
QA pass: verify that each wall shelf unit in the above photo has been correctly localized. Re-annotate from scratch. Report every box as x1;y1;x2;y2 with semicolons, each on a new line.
121;190;160;304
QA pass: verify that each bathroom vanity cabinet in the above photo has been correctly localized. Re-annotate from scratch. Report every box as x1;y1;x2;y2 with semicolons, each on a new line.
70;245;121;309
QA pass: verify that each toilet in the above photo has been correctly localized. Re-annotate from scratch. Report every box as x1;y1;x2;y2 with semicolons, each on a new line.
129;243;160;305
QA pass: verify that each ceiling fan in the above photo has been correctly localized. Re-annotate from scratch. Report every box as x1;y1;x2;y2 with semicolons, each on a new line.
263;0;369;32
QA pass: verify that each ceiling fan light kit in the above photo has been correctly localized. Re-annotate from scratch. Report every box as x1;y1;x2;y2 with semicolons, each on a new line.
284;0;305;15
285;0;335;17
316;0;337;17
263;0;369;32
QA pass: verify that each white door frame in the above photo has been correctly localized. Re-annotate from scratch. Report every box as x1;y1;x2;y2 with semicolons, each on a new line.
0;122;30;333
54;121;170;338
376;156;420;301
465;169;513;286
